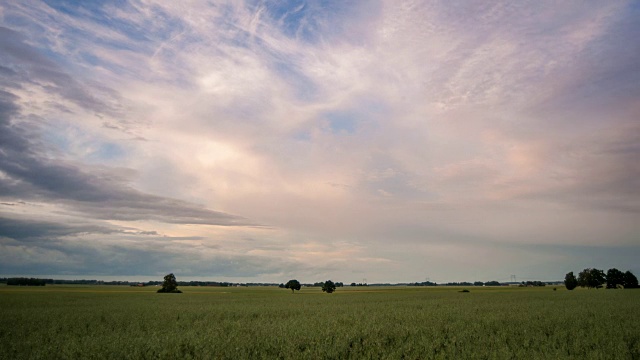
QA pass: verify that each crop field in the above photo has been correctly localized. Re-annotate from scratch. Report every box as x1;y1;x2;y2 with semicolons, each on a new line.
1;285;638;359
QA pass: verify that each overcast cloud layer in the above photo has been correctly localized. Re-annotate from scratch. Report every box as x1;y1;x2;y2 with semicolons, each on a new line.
1;1;638;283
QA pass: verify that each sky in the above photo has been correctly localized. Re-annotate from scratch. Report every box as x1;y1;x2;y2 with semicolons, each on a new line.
0;1;638;284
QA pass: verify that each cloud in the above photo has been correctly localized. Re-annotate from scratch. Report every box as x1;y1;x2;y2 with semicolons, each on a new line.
0;26;254;227
0;216;116;242
0;211;335;279
0;27;118;115
0;105;252;226
0;1;638;281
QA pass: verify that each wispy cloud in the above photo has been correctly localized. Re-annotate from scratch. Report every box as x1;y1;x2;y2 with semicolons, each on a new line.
0;1;638;282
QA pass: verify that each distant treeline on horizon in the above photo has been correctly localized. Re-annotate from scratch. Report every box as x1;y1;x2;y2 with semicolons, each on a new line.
0;277;561;287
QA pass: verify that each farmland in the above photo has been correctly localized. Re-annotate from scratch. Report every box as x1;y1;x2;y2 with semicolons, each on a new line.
1;285;638;359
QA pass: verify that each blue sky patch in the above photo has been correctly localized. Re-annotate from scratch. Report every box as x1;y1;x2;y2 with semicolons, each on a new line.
258;0;349;43
88;143;124;162
324;110;357;134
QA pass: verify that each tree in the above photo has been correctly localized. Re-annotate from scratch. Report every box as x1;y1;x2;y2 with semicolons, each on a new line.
578;268;605;289
285;279;301;293
623;271;639;289
322;280;336;293
157;273;182;293
606;268;625;289
564;272;578;290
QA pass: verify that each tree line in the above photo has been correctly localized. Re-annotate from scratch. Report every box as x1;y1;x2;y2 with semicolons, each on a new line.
0;278;236;287
8;271;636;290
0;278;161;286
276;278;546;293
5;278;48;286
564;268;638;290
281;279;340;293
278;280;345;289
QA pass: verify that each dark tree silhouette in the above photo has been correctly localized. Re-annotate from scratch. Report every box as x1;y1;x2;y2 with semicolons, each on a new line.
7;278;46;286
285;279;301;293
623;271;639;289
578;268;605;289
606;268;625;289
157;273;182;293
564;272;578;290
322;280;336;293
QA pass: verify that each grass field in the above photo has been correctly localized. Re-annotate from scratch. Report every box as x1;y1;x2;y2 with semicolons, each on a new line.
1;285;638;359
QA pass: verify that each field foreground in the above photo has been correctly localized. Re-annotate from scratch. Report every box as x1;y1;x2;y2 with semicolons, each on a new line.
1;285;638;359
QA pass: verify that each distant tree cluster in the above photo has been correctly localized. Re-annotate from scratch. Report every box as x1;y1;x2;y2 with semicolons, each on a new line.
177;281;232;287
6;278;47;286
409;281;438;286
438;281;502;286
309;281;344;288
444;282;474;286
483;281;501;286
350;282;368;287
565;268;638;290
279;279;344;293
0;278;166;286
521;281;546;287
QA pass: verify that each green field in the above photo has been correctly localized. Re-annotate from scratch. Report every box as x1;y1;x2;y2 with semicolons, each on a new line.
1;285;638;359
